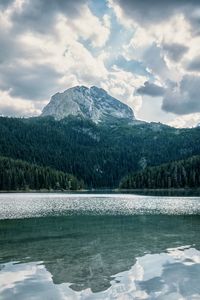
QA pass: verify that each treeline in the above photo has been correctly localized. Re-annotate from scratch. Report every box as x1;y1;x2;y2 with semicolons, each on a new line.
0;156;83;191
0;116;200;187
120;156;200;189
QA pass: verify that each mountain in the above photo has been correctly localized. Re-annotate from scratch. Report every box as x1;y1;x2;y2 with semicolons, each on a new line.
41;86;136;124
0;116;200;188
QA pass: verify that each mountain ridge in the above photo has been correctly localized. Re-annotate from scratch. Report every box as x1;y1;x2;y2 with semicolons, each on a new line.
0;116;200;187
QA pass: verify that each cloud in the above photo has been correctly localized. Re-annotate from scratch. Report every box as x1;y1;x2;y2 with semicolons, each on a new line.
11;0;88;33
162;43;188;61
1;0;200;127
0;32;20;64
168;113;200;128
0;63;62;100
110;56;150;77
186;56;200;72
110;0;200;28
70;9;111;47
0;0;111;108
0;0;15;9
10;0;111;47
114;0;200;123
137;81;165;97
101;65;147;112
0;90;41;117
162;75;200;115
123;28;183;83
142;44;171;81
1;0;142;119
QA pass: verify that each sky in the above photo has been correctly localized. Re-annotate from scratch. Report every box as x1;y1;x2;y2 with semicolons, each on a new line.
1;0;200;127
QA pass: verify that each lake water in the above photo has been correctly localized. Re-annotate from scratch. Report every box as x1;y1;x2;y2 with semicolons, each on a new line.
0;193;200;299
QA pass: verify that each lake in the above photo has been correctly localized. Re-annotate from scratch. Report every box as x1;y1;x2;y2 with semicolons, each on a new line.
0;193;200;299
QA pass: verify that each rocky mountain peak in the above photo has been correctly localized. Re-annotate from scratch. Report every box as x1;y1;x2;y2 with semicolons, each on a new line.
41;86;136;124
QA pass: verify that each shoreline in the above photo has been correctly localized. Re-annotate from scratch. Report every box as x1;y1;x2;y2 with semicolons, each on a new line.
0;188;200;194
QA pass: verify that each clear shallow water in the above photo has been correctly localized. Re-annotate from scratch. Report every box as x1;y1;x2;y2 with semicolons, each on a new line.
0;193;200;299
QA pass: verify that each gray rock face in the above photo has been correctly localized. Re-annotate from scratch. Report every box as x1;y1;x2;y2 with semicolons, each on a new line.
41;86;136;123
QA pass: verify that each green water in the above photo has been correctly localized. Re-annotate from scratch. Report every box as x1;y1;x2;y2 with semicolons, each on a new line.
0;193;200;299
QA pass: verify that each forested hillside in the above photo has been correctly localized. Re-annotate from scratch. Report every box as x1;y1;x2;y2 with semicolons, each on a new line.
120;155;200;189
0;156;82;191
0;116;200;188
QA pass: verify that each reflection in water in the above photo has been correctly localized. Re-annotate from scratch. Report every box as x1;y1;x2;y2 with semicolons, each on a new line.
1;246;200;300
0;214;200;299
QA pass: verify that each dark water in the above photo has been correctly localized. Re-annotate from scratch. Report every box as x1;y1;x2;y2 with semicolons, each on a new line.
0;193;200;299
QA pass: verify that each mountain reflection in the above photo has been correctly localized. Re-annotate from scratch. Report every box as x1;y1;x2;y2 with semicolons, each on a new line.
0;215;199;293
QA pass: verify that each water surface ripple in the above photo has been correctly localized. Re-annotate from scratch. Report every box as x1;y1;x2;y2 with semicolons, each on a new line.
0;193;200;219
